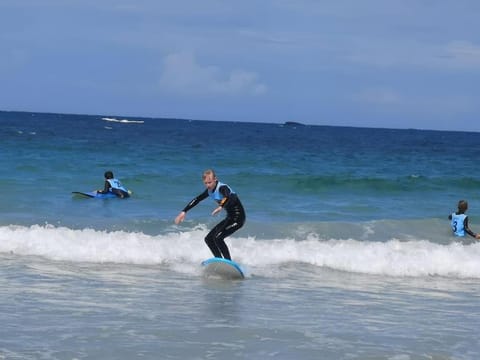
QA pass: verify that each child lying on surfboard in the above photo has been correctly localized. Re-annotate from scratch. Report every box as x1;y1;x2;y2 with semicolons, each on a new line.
97;171;130;198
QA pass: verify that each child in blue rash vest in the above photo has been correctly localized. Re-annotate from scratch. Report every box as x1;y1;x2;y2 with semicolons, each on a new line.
174;169;246;260
97;171;130;198
448;200;480;240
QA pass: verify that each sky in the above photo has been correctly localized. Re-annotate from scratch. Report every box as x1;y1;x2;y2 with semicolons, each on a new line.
1;1;480;131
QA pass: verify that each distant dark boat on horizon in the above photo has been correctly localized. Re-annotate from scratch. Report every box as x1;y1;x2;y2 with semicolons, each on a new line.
283;121;306;127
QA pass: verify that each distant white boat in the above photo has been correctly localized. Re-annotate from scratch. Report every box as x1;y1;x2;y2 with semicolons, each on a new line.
101;117;144;124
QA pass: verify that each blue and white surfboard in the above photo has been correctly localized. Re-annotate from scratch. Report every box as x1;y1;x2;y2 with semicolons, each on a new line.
72;191;118;199
201;257;245;280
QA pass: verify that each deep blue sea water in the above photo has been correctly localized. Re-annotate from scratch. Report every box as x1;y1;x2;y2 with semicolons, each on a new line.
1;110;480;359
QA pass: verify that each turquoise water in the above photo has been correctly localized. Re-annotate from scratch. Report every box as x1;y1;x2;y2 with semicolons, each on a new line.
1;110;480;359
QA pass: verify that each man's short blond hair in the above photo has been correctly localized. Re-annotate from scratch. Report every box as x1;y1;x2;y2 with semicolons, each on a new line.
202;169;217;180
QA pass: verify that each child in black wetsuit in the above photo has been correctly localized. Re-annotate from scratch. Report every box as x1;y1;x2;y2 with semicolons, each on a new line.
174;169;246;260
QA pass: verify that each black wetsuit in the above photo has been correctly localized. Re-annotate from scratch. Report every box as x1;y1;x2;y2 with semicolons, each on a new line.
182;182;246;260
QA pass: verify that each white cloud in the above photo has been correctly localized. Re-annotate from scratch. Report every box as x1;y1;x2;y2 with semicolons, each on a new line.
442;41;480;68
0;49;29;73
159;52;267;96
353;88;402;105
353;87;477;116
346;38;480;71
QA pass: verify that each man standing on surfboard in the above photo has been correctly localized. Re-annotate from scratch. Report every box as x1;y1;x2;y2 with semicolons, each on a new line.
175;169;246;260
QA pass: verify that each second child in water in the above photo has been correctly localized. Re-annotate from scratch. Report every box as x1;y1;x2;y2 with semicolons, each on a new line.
97;171;130;198
448;200;480;240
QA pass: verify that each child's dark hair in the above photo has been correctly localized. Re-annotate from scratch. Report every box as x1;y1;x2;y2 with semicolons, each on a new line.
104;171;114;179
458;200;468;213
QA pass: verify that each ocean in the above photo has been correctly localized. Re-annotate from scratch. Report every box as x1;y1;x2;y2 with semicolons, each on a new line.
1;110;479;359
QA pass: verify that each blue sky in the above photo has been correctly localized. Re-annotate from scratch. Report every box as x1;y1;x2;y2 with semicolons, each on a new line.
1;1;479;131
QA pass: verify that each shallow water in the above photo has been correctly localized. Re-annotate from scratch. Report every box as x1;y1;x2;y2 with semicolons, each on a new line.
1;110;480;358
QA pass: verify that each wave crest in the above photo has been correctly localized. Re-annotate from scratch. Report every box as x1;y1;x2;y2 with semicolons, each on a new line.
1;225;479;279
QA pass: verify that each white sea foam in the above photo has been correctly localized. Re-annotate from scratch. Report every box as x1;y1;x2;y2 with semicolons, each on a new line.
1;225;479;279
101;117;144;124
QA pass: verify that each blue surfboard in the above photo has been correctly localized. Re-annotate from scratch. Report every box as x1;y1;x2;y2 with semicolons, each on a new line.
72;191;118;199
201;258;245;280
